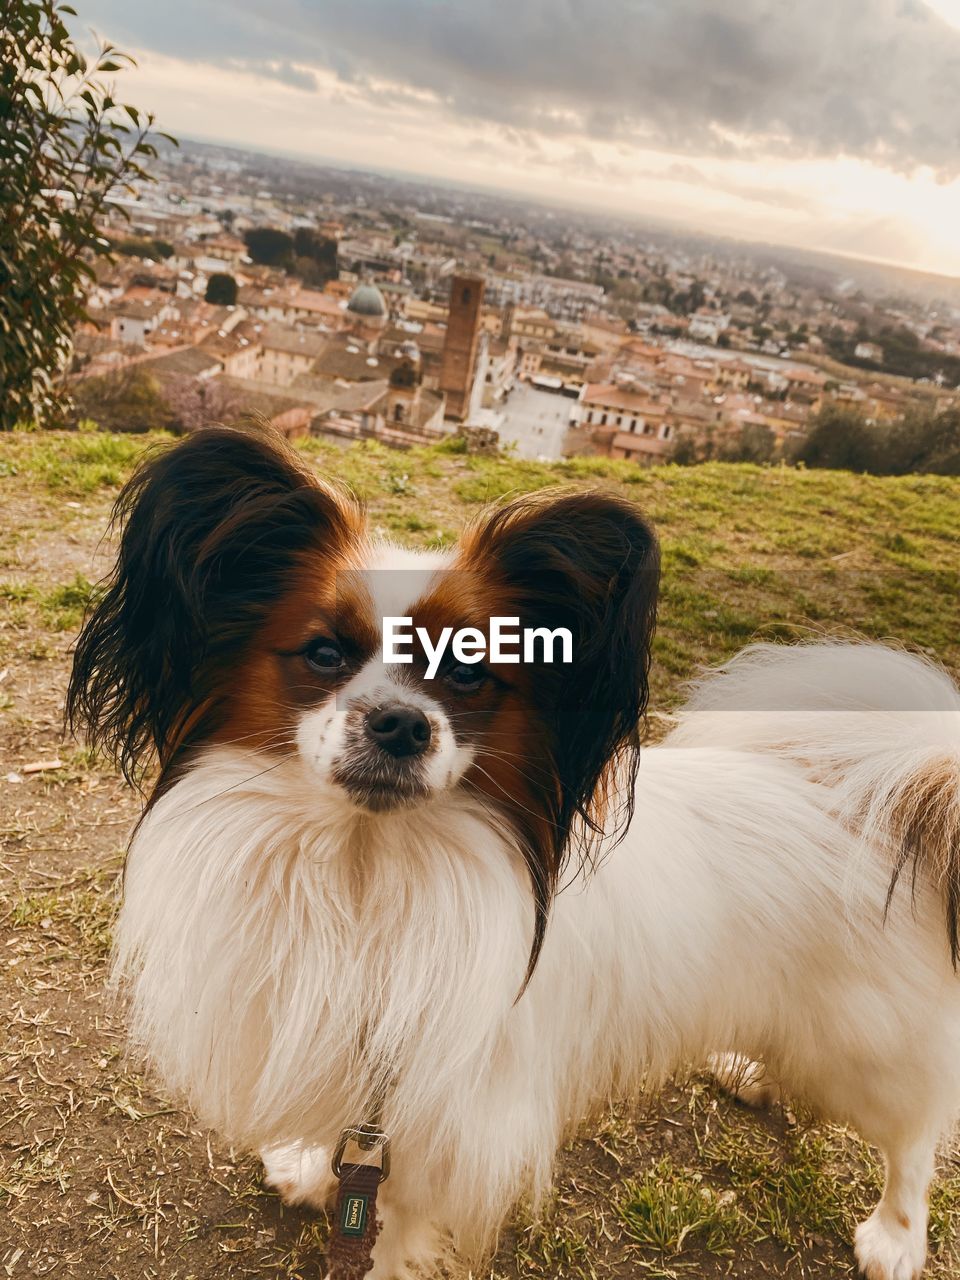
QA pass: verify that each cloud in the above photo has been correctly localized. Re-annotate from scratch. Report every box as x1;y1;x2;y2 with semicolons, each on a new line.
78;0;960;175
817;213;934;266
224;59;318;91
636;162;823;215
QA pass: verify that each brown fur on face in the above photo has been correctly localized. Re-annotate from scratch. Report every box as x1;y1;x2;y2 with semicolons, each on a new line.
212;551;379;757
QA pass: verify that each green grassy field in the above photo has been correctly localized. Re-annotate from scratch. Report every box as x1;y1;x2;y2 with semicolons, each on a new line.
1;428;958;1279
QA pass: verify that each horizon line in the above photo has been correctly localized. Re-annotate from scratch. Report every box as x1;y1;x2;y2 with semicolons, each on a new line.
170;130;960;291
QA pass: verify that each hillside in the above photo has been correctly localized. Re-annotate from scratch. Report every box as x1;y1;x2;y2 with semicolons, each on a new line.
1;429;959;1280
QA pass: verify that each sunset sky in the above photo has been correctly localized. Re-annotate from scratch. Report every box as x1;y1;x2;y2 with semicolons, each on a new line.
73;1;960;276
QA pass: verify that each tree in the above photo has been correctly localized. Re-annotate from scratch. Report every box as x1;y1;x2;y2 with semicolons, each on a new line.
162;375;246;434
671;278;706;315
292;226;338;284
886;407;960;476
70;366;172;432
918;408;960;474
0;0;173;430
670;431;710;466
243;226;294;268
111;235;174;259
792;402;960;476
205;272;237;305
718;422;777;464
642;277;673;308
792;404;884;473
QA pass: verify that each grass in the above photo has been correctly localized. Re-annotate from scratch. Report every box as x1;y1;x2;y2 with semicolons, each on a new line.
0;574;97;637
701;1117;960;1260
1;427;959;1279
5;861;119;962
3;429;958;694
619;1156;745;1256
614;1101;960;1275
40;575;98;633
0;431;166;494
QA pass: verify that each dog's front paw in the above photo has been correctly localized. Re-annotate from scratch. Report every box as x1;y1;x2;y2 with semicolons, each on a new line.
261;1141;337;1209
855;1208;927;1280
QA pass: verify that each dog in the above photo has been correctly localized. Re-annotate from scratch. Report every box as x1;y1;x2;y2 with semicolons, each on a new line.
67;426;960;1279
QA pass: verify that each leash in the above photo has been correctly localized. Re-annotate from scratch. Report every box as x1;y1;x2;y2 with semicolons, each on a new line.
327;1119;391;1279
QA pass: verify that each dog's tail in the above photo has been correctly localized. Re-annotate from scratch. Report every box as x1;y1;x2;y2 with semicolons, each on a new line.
668;641;960;964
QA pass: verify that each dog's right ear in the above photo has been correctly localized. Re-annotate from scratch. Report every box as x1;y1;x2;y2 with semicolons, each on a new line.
66;426;363;786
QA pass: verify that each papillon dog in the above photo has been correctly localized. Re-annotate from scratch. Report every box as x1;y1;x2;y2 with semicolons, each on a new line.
68;426;960;1280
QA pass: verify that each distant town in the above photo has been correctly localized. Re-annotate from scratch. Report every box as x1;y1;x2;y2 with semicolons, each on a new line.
72;136;960;464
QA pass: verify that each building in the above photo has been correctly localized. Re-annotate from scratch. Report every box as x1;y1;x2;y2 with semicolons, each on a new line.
439;273;486;422
197;327;260;380
383;357;446;436
380;324;446;389
482;337;518;407
402;297;449;326
516;343;543;382
254;324;329;387
345;281;389;337
237;285;349;332
311;359;446;447
109;295;177;346
854;341;885;364
712;358;755;390
149;299;243;349
510;307;556;341
134;345;223;383
574;383;675;463
688;310;731;343
303;337;403;387
214;378;316;437
285;289;349;329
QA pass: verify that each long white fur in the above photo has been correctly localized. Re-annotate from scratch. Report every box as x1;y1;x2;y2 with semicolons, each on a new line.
668;639;960;843
114;620;960;1279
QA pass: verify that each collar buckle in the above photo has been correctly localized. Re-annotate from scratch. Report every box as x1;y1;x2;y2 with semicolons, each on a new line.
332;1124;391;1183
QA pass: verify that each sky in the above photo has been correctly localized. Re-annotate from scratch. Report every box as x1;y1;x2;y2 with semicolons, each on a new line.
72;1;960;276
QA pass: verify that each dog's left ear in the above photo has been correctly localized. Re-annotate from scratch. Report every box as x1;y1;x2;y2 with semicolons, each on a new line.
467;488;660;840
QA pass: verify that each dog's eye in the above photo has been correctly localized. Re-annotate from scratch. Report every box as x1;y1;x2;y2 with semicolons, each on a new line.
305;639;345;672
447;662;486;691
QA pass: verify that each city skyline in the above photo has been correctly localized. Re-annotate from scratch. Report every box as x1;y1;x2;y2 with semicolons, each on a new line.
74;1;960;276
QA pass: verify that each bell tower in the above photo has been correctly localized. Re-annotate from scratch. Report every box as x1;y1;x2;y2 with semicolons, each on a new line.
439;273;485;421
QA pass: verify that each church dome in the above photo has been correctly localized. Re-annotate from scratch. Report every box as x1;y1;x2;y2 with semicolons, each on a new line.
346;282;388;319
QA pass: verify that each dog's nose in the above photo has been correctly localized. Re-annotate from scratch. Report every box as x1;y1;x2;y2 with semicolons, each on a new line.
364;705;431;758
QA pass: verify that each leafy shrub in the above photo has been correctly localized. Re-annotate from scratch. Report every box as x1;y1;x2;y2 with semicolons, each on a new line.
205;272;238;305
0;0;172;430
